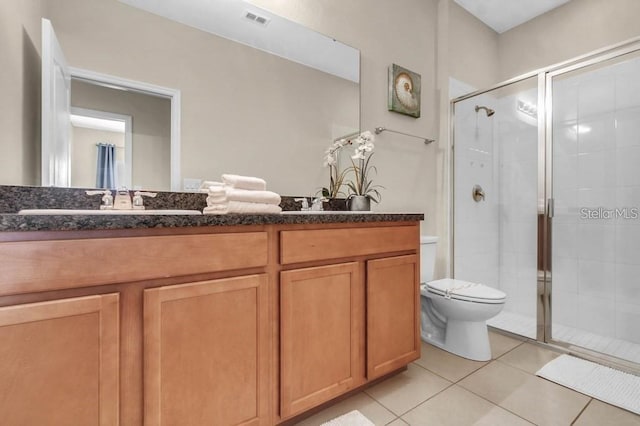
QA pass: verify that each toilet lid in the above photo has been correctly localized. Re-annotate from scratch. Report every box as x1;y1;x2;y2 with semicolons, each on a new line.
425;278;506;304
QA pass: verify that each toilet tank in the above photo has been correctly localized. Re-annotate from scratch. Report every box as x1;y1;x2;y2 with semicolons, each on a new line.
420;236;438;283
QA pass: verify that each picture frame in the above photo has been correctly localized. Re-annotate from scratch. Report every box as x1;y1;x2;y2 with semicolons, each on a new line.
388;64;421;118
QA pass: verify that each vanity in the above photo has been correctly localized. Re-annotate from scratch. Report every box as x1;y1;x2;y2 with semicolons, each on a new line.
0;211;422;425
3;1;421;422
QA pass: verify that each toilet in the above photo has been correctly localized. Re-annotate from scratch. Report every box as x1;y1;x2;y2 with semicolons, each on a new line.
420;236;506;361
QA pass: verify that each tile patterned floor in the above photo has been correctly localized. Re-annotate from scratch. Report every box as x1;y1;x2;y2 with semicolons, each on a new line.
296;331;640;425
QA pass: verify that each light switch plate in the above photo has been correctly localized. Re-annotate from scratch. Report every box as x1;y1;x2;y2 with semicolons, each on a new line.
183;178;202;192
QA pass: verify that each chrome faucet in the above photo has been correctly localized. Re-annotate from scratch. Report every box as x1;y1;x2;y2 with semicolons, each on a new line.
87;188;157;210
132;191;157;209
294;197;310;211
86;189;114;210
114;188;133;210
311;197;326;211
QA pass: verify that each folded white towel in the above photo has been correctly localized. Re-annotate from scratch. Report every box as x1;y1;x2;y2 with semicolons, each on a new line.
225;188;281;205
207;186;226;198
203;201;282;215
206;195;227;205
228;201;281;214
199;180;224;193
203;205;229;215
222;174;267;191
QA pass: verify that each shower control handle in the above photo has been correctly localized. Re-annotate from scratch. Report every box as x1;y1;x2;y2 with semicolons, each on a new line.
472;185;485;202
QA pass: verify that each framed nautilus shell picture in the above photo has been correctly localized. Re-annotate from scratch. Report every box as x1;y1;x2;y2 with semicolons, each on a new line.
388;64;421;118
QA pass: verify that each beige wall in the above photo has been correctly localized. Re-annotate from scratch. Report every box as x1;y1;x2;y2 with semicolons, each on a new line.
432;0;500;276
448;1;500;90
71;80;171;190
499;0;640;80
71;127;125;188
0;1;45;186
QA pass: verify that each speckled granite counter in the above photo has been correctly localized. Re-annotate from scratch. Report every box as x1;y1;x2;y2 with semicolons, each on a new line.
0;185;422;232
0;212;424;232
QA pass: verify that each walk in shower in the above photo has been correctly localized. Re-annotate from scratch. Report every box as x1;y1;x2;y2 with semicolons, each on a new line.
452;40;640;370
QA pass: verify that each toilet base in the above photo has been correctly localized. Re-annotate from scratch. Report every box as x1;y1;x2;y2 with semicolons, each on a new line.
444;319;491;361
421;319;491;361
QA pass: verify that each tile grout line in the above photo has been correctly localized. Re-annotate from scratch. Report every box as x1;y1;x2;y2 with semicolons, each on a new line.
570;398;594;425
455;360;537;425
494;339;526;360
403;341;531;419
365;377;457;420
373;339;531;424
397;382;458;419
493;356;549;377
417;338;526;384
384;416;404;425
410;359;462;382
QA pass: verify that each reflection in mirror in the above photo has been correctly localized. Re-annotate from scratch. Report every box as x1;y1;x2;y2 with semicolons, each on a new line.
3;0;360;196
70;107;132;189
70;79;172;191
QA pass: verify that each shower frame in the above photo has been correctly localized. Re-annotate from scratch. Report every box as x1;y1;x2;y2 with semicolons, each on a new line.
450;36;640;374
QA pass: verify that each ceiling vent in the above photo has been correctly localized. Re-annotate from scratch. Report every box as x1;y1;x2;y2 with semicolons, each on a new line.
244;10;270;27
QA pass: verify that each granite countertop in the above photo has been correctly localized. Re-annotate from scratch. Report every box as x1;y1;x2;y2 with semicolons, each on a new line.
0;212;424;232
0;186;422;232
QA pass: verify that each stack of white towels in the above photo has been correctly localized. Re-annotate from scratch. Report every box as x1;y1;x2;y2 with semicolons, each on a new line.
202;174;282;215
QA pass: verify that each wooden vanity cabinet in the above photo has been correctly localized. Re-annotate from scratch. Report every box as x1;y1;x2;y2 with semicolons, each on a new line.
0;293;120;425
366;255;420;379
0;229;271;426
0;220;420;425
279;262;364;418
143;274;270;426
278;224;420;422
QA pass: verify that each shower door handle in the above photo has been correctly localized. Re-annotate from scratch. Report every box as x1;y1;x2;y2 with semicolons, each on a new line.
547;198;554;218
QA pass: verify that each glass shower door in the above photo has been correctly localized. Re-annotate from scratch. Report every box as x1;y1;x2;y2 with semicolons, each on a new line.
453;77;539;339
549;50;640;365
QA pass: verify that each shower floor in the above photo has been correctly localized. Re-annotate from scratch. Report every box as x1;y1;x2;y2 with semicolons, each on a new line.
488;311;640;365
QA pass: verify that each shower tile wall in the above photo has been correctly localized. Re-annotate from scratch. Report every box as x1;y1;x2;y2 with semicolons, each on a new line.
552;56;640;349
453;92;500;289
453;78;538;328
496;90;538;318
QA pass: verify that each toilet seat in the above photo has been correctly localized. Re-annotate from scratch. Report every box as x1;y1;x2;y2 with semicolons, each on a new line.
422;278;506;304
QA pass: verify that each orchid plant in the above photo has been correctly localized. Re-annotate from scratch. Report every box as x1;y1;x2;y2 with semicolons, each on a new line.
345;130;383;203
322;130;384;202
321;139;351;198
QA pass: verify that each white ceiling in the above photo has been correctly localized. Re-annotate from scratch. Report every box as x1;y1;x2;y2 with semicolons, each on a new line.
454;0;572;33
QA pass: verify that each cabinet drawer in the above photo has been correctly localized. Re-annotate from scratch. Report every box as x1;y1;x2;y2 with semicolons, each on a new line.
280;225;418;264
0;232;268;296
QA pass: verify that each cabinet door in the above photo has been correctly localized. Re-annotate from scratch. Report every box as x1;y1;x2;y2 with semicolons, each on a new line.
367;255;420;379
144;275;269;426
280;262;363;418
0;294;120;425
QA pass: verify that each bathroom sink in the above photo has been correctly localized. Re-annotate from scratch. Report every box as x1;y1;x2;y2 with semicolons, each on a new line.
18;209;202;215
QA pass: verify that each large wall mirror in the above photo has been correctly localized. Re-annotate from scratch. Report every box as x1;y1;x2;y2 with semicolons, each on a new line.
5;0;360;195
